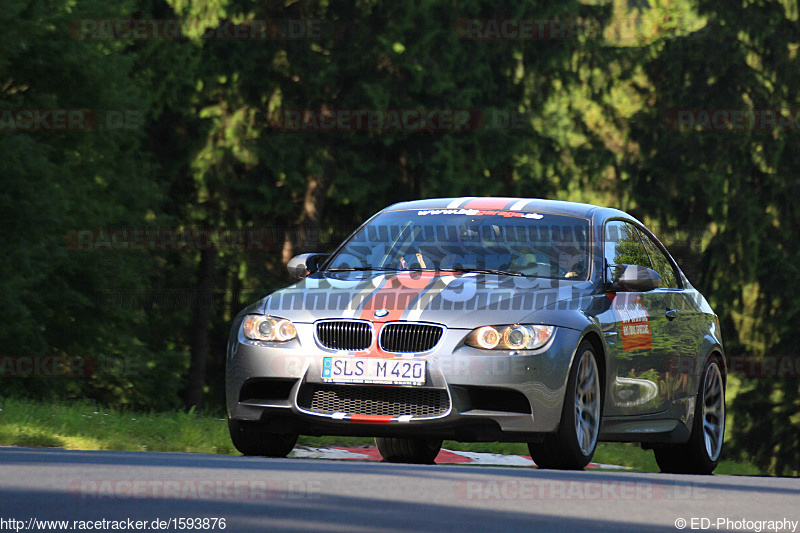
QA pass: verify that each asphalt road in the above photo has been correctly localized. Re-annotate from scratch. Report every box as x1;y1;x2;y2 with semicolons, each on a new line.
1;447;798;532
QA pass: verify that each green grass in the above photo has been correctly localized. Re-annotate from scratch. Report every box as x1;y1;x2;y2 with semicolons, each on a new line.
0;398;235;454
0;396;763;475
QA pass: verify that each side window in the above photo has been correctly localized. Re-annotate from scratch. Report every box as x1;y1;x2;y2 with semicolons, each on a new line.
603;220;651;282
637;230;680;289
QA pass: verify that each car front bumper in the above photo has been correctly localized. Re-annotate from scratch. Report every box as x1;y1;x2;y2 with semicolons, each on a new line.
226;320;582;441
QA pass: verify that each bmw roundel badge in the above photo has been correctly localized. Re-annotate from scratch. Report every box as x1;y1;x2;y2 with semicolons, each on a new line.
374;309;389;318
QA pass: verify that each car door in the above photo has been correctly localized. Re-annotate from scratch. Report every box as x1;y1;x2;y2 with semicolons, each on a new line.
601;220;671;415
636;227;698;402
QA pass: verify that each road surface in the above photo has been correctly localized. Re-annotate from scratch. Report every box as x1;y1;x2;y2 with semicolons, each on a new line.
1;446;798;532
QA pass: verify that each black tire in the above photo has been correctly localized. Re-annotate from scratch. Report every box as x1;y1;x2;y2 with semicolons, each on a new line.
529;340;603;470
654;357;725;475
228;418;298;457
375;437;442;464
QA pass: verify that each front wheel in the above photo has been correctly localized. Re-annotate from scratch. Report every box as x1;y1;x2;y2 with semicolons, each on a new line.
654;357;725;475
228;418;298;457
529;340;603;470
375;437;442;464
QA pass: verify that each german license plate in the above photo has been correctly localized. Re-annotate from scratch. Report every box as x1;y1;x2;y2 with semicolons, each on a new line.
321;357;425;385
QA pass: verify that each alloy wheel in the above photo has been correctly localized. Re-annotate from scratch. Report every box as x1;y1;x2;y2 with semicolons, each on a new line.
574;350;601;456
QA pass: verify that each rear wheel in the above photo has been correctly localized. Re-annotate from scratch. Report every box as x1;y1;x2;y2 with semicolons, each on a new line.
654;357;725;475
529;340;602;470
227;418;297;457
375;437;442;464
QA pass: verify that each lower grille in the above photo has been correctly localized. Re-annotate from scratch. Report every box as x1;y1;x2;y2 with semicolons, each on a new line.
297;384;450;418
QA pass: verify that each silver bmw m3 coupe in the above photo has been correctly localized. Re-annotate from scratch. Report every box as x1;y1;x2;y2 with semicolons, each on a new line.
226;197;725;473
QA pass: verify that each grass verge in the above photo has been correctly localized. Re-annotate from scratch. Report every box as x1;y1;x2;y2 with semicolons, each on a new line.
0;396;761;475
0;397;235;454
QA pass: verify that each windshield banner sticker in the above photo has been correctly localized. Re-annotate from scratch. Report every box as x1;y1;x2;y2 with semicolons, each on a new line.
417;208;543;219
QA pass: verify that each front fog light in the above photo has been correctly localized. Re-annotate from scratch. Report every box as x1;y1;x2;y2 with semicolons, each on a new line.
243;315;297;342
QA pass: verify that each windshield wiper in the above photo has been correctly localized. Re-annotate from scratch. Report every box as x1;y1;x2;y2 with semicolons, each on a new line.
446;267;526;277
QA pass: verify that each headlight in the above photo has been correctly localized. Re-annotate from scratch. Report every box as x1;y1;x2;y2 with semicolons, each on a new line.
465;324;554;350
242;315;297;342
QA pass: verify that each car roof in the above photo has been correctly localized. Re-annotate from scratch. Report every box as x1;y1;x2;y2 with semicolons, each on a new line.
382;197;628;221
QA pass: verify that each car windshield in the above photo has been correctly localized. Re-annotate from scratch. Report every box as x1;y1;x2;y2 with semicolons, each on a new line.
325;208;591;280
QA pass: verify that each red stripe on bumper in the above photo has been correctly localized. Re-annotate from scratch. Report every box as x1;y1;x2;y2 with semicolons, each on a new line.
350;414;392;424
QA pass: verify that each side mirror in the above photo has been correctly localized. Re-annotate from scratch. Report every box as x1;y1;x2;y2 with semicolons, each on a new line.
608;264;661;292
287;253;329;279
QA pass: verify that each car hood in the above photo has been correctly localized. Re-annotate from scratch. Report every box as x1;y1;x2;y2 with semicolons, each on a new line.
250;271;595;329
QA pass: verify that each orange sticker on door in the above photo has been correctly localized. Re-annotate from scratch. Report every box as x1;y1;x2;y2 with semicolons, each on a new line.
612;294;652;351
